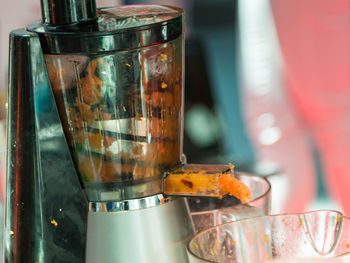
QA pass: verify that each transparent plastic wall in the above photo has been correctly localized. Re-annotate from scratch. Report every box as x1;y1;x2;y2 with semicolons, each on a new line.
44;36;183;195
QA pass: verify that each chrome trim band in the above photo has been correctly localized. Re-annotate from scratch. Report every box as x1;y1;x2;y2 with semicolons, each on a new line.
85;176;164;202
89;194;169;212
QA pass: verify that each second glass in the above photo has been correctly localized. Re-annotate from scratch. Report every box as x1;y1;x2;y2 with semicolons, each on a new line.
188;210;350;262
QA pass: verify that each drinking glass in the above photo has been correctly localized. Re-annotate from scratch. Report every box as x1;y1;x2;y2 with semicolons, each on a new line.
187;210;350;262
186;172;271;233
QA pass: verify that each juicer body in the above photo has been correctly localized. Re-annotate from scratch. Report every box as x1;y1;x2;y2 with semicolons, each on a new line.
6;29;88;262
87;195;192;263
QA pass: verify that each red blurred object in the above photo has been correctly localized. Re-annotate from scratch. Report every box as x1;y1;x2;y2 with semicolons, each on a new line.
271;0;350;214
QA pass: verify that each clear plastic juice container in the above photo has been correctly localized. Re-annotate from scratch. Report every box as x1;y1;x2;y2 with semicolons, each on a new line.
42;5;184;201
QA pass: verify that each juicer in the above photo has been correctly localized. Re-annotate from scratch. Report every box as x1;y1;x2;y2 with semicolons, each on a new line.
5;1;193;262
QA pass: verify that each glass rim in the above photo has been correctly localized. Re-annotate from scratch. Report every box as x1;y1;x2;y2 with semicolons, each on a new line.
185;171;271;214
187;209;349;263
337;251;350;258
235;171;271;205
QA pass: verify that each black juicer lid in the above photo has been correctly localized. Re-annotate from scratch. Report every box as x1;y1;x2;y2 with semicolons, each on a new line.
27;5;183;54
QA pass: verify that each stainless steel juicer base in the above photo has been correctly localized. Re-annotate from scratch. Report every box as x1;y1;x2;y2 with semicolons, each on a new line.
86;194;193;263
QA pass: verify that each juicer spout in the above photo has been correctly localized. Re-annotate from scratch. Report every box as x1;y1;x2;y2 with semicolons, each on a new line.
163;164;252;203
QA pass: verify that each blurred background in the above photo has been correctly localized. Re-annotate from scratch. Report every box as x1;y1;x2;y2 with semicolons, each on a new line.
1;0;350;219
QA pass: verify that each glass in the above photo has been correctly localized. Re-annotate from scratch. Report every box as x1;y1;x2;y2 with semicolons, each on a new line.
43;6;184;201
187;210;350;262
186;172;271;233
